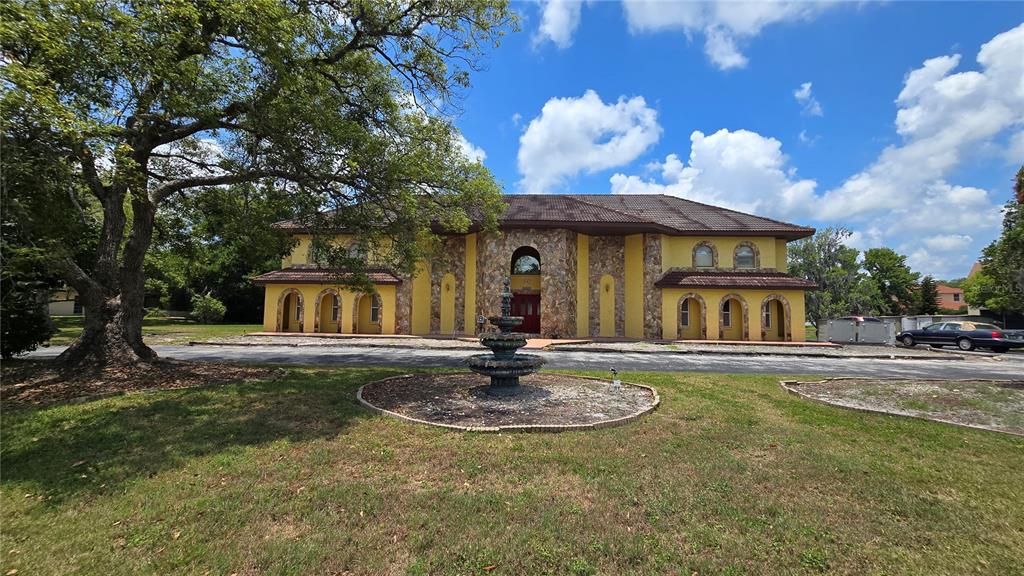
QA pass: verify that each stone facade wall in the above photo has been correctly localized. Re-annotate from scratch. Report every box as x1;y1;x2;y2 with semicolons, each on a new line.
477;229;576;338
394;273;412;334
429;236;466;334
643;233;662;339
588;235;625;337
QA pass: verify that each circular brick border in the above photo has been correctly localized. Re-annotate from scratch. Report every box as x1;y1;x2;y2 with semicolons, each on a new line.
357;373;660;433
779;378;1024;437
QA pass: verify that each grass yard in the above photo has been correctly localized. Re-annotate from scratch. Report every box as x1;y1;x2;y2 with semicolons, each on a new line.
2;368;1022;575
47;316;261;346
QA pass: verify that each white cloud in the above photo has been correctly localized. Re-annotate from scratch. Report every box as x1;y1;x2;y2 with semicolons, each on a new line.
819;23;1024;220
610;128;817;218
534;0;585;49
1007;131;1024;163
518;90;661;193
511;112;523;127
621;0;840;70
922;234;974;252
456;134;486;163
798;129;820;146
794;82;823;116
704;26;748;70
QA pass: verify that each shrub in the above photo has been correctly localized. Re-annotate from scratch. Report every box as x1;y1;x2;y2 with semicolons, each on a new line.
190;293;226;324
1;282;57;358
144;307;169;319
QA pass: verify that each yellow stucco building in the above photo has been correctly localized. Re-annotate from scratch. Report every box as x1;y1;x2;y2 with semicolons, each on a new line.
253;194;816;341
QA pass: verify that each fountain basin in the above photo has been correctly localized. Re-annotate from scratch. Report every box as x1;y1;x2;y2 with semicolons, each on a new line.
466;353;545;394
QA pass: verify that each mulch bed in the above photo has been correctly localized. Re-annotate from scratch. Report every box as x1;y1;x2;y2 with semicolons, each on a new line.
1;359;282;408
359;372;659;431
781;378;1024;436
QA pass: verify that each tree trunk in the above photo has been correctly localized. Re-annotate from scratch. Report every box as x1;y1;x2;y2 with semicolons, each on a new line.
57;186;159;368
57;292;156;367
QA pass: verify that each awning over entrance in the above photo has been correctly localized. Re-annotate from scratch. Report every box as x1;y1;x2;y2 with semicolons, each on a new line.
654;270;818;290
252;267;402;285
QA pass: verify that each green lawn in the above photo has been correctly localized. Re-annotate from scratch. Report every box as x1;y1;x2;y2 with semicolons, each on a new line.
47;316;261;346
2;368;1022;575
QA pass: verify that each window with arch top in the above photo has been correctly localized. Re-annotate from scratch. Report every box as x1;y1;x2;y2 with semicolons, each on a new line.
694;245;714;268
511;246;541;275
735;245;756;268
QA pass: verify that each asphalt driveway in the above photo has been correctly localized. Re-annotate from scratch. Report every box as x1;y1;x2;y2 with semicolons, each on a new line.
29;345;1024;379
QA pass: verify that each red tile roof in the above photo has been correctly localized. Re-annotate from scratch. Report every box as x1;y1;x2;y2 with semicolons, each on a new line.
251;268;402;285
275;194;815;239
654;270;818;290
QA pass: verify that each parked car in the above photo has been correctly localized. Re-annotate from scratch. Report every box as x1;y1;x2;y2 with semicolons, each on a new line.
897;321;1024;352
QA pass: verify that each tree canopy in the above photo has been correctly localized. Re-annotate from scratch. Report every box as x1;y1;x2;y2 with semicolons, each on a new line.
963;166;1024;315
788;227;883;328
1;0;515;366
862;247;920;315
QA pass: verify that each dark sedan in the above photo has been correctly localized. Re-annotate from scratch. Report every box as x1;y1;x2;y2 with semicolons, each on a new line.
897;321;1024;352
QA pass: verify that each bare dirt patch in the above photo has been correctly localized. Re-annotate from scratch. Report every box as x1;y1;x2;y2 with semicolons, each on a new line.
359;372;658;431
782;378;1024;435
1;359;282;408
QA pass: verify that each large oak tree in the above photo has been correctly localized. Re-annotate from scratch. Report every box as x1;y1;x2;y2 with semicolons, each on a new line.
1;0;513;367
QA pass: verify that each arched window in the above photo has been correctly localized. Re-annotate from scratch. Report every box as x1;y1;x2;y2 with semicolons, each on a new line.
370;294;381;323
331;294;340;321
511;246;541;275
735;245;755;268
694;245;714;268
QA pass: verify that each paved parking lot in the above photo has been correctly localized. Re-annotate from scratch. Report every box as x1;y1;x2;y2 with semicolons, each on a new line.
29;345;1024;379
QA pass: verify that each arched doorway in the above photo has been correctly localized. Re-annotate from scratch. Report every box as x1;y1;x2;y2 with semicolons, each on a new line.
440;273;456;334
277;288;304;332
355;293;382;334
677;293;707;340
761;295;792;341
314;289;341;333
599;274;615;337
510;246;541;334
719;294;749;341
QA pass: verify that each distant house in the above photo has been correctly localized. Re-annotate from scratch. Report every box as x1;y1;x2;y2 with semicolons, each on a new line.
935;284;965;311
48;286;83;316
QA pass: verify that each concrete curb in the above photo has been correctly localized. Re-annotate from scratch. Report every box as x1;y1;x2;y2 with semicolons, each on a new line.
356;372;660;433
540;346;965;361
188;340;966;361
778;377;1024;437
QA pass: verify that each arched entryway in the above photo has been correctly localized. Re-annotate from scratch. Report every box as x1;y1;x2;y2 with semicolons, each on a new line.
440;273;457;334
354;293;382;334
677;293;707;340
719;293;749;341
761;294;792;341
510;246;541;334
314;289;342;333
277;288;304;332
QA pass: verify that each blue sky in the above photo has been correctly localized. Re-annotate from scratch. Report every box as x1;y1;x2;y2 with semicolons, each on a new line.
450;1;1024;280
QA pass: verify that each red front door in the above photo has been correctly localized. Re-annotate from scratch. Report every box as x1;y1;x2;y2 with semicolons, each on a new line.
512;293;541;334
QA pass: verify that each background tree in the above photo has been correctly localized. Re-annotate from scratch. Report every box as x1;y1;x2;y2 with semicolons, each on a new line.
147;183;296;322
862;247;919;315
915;276;940;315
788;227;883;333
1;0;514;367
963;166;1024;317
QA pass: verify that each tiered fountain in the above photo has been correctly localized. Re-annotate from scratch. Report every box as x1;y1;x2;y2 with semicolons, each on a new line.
466;278;546;395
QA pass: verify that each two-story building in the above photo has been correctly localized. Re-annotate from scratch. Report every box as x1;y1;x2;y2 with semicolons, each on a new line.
253;194;817;341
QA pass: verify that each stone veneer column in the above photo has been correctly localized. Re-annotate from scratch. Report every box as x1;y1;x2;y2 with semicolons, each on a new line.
643;233;662;339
